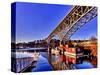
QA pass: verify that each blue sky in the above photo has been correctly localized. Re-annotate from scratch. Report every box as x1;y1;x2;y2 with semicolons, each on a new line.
71;17;97;40
14;2;97;42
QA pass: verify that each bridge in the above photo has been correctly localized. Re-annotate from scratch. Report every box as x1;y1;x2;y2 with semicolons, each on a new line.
46;6;97;42
12;5;97;72
46;6;97;69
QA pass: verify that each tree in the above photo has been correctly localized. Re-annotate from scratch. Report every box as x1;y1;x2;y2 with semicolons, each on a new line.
90;36;97;41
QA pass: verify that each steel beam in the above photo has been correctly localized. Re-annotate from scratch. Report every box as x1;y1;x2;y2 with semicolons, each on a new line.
46;6;97;42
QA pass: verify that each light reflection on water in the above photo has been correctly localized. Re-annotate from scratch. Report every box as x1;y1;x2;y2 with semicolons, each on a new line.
12;48;53;72
16;52;34;58
11;52;34;72
12;48;94;72
32;55;53;72
74;61;94;69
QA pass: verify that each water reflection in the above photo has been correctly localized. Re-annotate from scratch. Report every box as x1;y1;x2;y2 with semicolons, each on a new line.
74;61;94;69
32;55;53;72
11;48;52;72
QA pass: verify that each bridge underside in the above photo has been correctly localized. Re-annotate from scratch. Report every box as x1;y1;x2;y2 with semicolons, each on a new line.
46;6;97;43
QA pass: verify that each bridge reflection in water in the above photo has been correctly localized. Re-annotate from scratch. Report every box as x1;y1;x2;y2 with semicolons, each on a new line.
49;52;95;70
47;43;97;70
11;47;96;73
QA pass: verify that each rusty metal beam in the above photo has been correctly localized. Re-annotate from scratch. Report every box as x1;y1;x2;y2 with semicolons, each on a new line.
46;6;97;42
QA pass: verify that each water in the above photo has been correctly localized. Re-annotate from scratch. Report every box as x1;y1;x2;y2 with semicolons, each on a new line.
40;52;48;58
15;52;33;58
74;61;94;69
31;53;94;71
13;47;47;52
11;48;47;58
12;48;53;72
32;55;53;72
12;48;94;72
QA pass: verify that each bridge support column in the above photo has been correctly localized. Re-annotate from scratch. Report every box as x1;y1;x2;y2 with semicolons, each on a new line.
48;45;52;65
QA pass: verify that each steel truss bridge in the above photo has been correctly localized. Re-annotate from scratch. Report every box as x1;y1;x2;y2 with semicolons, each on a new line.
46;6;97;42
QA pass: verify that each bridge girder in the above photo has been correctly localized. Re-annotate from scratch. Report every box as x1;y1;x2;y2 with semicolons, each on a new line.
46;6;97;42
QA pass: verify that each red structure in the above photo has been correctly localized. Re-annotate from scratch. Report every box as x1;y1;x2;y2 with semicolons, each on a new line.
61;45;84;64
